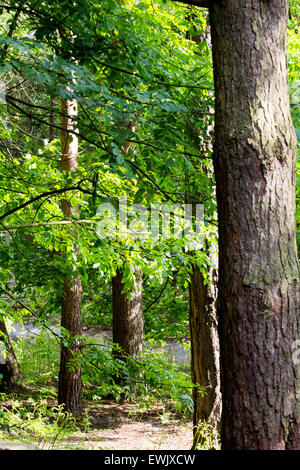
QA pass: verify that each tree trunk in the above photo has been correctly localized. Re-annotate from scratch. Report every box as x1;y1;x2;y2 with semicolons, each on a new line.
49;99;55;142
112;267;144;365
189;255;221;448
111;116;144;379
58;277;82;414
57;94;83;415
0;318;20;391
186;17;221;444
209;0;300;449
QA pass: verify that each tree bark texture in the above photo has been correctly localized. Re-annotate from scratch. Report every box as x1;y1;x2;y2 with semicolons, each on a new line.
210;0;300;449
112;268;144;361
186;17;221;441
58;95;83;415
58;277;83;414
111;115;144;371
189;256;222;447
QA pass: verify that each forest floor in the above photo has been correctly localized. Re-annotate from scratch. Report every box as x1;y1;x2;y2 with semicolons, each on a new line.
0;394;193;450
1;324;193;450
58;401;193;451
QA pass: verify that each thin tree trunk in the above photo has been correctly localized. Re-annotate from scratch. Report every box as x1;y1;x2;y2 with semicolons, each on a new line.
57;93;83;415
111;118;144;376
185;18;221;444
189;253;221;448
0;5;22;393
49;99;55;142
0;318;20;391
209;0;300;449
58;277;82;413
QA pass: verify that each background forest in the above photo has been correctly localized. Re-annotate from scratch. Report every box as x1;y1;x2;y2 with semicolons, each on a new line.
0;0;299;451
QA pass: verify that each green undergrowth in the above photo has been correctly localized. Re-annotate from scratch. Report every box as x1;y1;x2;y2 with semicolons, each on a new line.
10;331;195;414
0;389;196;450
0;332;215;449
0;392;90;449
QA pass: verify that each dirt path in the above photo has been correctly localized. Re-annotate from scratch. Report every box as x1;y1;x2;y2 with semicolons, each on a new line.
59;402;193;451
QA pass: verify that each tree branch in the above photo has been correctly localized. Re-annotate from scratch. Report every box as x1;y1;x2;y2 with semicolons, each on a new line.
0;220;98;232
144;277;170;313
0;184;87;222
170;0;211;8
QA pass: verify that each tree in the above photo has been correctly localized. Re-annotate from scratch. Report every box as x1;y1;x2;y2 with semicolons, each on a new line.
180;0;300;449
185;15;221;446
189;247;221;447
111;116;144;374
112;266;144;364
0;317;20;391
57;89;83;415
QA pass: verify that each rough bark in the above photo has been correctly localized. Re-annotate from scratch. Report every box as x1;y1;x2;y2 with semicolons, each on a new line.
186;19;221;443
111;116;144;377
58;277;82;414
189;256;221;448
112;267;144;364
57;94;83;415
209;0;300;450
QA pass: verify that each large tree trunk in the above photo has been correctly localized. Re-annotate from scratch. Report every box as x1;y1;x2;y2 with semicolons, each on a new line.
0;318;19;391
57;94;83;415
189;255;221;448
209;0;300;449
112;267;144;365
